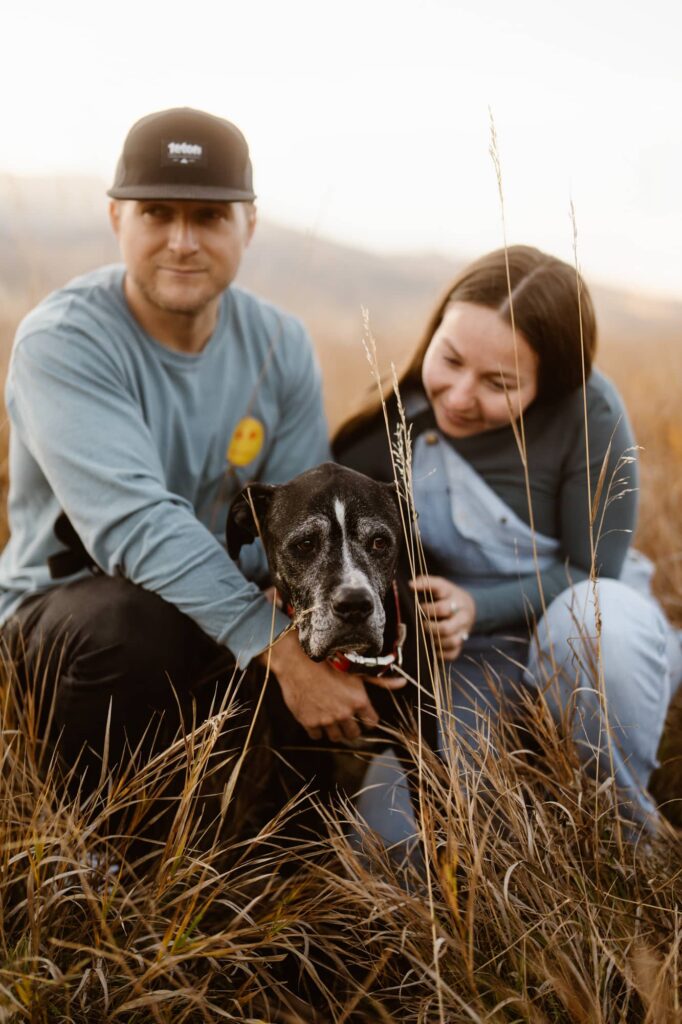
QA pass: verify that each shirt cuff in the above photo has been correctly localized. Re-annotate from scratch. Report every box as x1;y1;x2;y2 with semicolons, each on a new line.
221;598;292;669
466;584;503;634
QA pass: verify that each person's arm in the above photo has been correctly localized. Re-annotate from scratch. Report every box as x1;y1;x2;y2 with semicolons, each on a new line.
10;320;408;741
8;328;292;667
467;564;589;633
467;381;638;632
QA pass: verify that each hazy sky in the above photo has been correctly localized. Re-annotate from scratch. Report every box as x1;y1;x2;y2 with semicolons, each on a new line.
3;0;681;298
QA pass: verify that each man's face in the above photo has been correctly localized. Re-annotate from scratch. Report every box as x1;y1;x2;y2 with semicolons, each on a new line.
109;199;256;316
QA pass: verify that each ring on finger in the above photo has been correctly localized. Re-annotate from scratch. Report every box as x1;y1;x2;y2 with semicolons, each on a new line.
459;631;469;643
449;600;460;615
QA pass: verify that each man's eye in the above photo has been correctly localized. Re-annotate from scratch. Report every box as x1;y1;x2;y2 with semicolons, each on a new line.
197;208;225;223
370;535;390;553
140;202;171;221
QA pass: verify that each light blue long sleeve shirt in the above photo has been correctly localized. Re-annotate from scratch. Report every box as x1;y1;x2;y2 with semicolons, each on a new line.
0;264;330;666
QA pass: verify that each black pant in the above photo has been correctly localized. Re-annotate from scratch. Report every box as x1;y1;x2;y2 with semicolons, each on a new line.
2;575;336;845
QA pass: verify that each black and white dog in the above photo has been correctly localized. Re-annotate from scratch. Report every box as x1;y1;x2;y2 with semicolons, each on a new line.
226;462;421;813
226;463;405;669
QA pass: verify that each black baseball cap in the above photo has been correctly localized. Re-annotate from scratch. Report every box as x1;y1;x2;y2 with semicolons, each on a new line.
107;107;256;202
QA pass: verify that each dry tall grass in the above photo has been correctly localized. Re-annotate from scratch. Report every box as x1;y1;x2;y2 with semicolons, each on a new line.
0;251;681;1020
1;600;681;1022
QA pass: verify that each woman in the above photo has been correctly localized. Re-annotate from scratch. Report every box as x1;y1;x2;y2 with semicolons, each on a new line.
334;245;680;837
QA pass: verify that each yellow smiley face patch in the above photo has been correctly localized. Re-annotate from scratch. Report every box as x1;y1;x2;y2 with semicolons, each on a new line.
227;417;265;467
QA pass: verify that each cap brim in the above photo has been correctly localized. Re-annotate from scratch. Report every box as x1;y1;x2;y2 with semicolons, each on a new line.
107;184;256;201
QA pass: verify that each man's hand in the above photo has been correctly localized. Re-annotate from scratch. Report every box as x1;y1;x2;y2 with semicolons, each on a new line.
410;574;476;661
261;629;406;743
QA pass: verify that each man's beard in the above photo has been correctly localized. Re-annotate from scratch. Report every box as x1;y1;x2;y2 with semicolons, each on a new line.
132;271;225;317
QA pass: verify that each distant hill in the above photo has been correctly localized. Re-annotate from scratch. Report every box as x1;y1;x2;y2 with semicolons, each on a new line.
1;175;680;425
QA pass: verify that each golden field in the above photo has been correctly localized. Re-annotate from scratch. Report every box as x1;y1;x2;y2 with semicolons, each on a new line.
0;186;681;1022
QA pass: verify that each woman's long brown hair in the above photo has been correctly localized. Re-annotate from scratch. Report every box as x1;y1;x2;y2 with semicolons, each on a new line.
334;244;597;449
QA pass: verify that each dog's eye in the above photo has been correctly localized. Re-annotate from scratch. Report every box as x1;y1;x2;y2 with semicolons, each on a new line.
370;534;390;553
292;537;317;556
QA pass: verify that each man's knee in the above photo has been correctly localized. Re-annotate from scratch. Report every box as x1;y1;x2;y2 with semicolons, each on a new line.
7;575;236;773
11;575;228;744
28;575;201;685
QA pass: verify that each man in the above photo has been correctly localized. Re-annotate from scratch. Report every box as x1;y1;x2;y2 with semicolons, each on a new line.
0;107;402;797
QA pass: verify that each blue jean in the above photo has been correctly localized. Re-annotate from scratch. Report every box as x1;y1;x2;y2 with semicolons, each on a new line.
357;577;674;843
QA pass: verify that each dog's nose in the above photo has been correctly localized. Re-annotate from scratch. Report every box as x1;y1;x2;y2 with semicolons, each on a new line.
331;586;374;623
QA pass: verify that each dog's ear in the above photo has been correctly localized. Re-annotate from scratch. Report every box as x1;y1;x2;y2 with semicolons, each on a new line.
226;483;276;559
381;479;402;514
382;480;399;501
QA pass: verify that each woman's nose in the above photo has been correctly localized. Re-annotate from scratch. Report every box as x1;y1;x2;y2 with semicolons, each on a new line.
445;374;477;411
167;217;199;254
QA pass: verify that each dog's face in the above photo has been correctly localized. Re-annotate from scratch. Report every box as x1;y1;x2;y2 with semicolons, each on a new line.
227;463;401;661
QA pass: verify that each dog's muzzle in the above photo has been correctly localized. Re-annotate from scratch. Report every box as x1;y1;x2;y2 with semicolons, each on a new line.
285;580;405;674
328;582;406;677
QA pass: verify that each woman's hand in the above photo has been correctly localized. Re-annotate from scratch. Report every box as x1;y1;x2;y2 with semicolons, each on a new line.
410;574;476;661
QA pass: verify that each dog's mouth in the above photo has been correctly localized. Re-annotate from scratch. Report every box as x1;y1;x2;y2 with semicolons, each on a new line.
286;596;385;662
301;634;379;662
342;648;399;668
298;625;384;663
326;638;374;657
326;621;407;671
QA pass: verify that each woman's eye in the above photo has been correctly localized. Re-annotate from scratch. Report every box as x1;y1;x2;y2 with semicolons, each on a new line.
370;535;389;553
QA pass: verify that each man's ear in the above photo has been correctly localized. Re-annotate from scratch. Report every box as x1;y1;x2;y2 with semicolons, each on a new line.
108;199;122;237
226;482;275;560
243;201;257;247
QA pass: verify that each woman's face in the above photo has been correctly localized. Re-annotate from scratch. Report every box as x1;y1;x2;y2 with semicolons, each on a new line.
421;301;539;438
